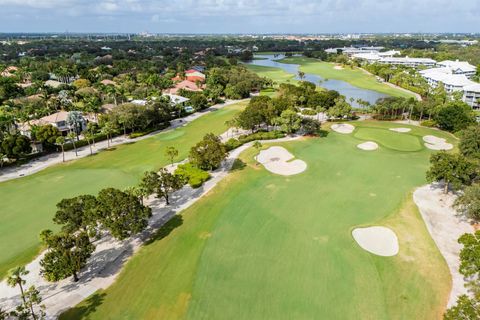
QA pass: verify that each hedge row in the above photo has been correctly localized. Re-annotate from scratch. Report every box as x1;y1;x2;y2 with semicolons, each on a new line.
225;130;286;151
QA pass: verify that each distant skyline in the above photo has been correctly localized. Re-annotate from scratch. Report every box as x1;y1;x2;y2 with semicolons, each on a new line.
0;0;479;34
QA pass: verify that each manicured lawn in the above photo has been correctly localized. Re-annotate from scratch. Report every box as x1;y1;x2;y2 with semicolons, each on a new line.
277;56;415;99
244;64;297;85
0;102;246;279
63;121;453;319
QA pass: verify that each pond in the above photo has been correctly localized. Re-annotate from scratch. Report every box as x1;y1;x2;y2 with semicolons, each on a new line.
247;54;389;108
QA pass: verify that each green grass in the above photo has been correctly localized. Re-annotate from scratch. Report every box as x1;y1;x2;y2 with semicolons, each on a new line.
277;56;415;99
244;64;297;85
62;121;454;320
0;102;247;279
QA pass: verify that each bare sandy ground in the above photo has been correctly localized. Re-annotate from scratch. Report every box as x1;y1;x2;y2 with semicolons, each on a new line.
414;184;474;307
389;127;412;133
256;146;307;176
331;123;355;134
0;135;301;318
423;135;453;151
357;141;379;151
352;226;399;256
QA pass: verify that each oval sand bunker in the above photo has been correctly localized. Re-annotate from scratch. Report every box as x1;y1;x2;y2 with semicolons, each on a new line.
331;123;355;134
389;127;411;133
256;146;306;176
352;226;399;256
357;141;379;151
423;135;453;151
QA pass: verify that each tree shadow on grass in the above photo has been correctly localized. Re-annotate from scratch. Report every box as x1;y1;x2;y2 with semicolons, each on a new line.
58;292;107;320
317;129;329;138
145;215;183;246
230;159;246;172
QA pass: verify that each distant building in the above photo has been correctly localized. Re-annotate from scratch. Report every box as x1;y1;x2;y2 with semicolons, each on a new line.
420;66;480;110
377;57;437;68
436;60;477;78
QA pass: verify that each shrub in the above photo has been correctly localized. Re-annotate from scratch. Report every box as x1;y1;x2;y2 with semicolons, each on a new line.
301;108;317;116
225;131;286;151
175;163;210;188
420;119;437;127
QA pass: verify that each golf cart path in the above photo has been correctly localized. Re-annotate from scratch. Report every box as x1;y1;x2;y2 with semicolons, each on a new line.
414;184;474;307
0;99;246;183
0;134;300;319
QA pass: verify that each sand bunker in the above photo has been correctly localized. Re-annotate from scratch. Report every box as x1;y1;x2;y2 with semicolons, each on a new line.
423;135;453;151
389;127;411;133
331;123;355;134
256;146;307;176
357;141;379;151
352;226;399;256
334;65;344;70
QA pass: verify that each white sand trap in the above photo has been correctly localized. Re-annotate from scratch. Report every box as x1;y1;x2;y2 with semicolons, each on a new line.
423;135;453;151
352;226;399;256
334;65;344;70
357;141;379;151
256;146;307;176
331;123;355;134
389;127;411;133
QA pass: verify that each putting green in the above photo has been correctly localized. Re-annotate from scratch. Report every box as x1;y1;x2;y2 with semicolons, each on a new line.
354;128;423;152
0;102;246;279
62;121;455;319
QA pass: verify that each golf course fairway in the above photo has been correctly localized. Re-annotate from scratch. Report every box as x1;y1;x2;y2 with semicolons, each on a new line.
62;121;454;319
277;56;416;99
0;102;247;279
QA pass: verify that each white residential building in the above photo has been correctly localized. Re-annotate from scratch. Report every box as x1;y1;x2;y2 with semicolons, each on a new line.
462;84;480;110
352;50;401;63
420;67;480;110
436;60;477;78
377;56;437;68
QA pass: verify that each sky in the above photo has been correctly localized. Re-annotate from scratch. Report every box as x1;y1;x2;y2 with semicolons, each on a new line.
0;0;479;34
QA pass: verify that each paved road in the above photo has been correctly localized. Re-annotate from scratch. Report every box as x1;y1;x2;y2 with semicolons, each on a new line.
0;99;246;183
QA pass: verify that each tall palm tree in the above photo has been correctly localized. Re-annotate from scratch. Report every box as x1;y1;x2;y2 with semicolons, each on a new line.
56;136;66;162
7;266;29;308
67;132;78;157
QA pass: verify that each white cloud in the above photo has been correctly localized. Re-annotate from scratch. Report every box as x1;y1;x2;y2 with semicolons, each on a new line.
0;0;478;33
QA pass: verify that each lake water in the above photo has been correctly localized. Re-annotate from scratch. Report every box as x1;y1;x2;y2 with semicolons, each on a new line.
247;55;389;108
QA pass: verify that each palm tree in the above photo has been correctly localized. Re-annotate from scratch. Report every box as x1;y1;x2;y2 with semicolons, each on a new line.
84;132;94;155
56;136;66;162
7;266;29;311
101;122;115;148
298;71;305;80
67;131;78;157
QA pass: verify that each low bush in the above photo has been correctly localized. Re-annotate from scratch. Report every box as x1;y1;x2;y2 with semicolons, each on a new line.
225;130;286;151
421;119;437;128
175;163;210;188
301;108;317;116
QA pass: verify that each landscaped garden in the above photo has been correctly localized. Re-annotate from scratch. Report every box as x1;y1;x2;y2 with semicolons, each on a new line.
61;121;456;319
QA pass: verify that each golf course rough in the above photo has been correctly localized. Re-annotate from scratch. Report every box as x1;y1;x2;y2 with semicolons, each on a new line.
0;102;247;279
62;121;455;320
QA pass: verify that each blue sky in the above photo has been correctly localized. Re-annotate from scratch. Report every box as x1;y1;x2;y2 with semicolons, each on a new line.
0;0;479;34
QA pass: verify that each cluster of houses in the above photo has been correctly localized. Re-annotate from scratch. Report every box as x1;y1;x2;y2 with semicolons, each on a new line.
12;66;208;149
